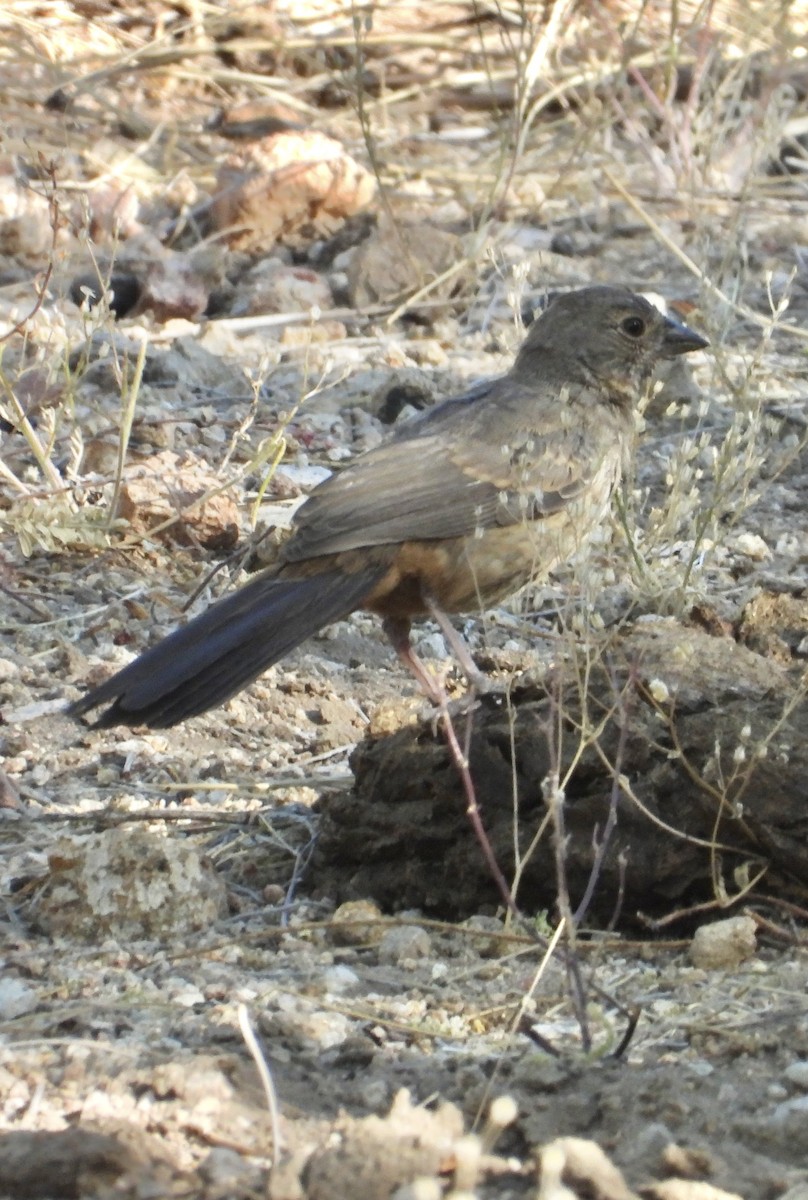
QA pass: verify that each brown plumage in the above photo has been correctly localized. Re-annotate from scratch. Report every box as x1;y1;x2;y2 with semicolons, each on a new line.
68;286;707;728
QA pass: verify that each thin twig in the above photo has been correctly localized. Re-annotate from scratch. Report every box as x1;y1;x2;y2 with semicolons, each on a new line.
238;1005;283;1163
573;663;633;927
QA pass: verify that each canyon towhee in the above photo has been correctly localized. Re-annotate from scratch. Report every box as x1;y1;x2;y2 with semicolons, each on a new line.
68;286;707;728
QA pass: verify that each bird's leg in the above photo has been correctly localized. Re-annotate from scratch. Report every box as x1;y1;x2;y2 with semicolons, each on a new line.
382;615;444;705
422;594;489;693
383;613;515;915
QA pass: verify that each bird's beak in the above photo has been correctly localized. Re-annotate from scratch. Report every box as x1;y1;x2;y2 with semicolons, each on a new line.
661;313;709;357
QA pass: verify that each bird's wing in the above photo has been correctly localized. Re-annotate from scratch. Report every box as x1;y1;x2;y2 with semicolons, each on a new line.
283;383;608;561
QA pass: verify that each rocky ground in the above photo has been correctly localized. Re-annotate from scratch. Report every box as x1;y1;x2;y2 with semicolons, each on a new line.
2;2;808;1198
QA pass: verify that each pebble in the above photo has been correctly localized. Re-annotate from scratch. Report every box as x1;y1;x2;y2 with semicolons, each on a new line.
200;1146;262;1191
0;977;38;1019
462;914;508;958
330;899;384;946
323;964;360;993
416;632;448;661
378;925;432;965
689;916;757;969
784;1061;808;1091
734;531;771;561
769;1094;808;1130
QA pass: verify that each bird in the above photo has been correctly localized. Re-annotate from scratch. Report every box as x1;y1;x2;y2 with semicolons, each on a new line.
68;286;707;729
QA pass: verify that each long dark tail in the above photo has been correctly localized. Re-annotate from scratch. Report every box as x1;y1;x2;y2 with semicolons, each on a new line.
68;564;384;729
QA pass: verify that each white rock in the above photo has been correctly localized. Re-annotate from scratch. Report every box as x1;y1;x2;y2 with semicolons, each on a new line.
734;532;771;561
689;915;757;969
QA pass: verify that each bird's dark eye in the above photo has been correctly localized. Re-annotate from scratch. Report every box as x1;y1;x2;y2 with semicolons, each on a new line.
621;316;646;338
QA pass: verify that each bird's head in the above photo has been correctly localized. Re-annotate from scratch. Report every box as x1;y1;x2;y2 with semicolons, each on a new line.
514;286;708;402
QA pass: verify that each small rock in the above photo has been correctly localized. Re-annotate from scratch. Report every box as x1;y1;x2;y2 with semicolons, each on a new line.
116;449;240;550
322;964;360;993
330;899;385;946
416;632;447;661
355;1077;391;1114
626;1122;675;1176
0;769;20;809
212;130;375;253
139;253;209;322
0;209;53;259
378;925;431;964
329;1035;376;1068
35;827;228;942
462;914;509;958
689;915;757;969
0;977;38;1019
769;1093;808;1130
784;1061;808;1090
734;532;771;561
87;181;142;241
236;259;334;317
550;231;577;256
309;694;364;752
367;698;423;737
173;987;206;1008
347;215;469;307
199;1146;262;1192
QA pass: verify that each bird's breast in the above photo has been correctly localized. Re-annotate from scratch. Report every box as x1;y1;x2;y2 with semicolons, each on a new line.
362;452;621;619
